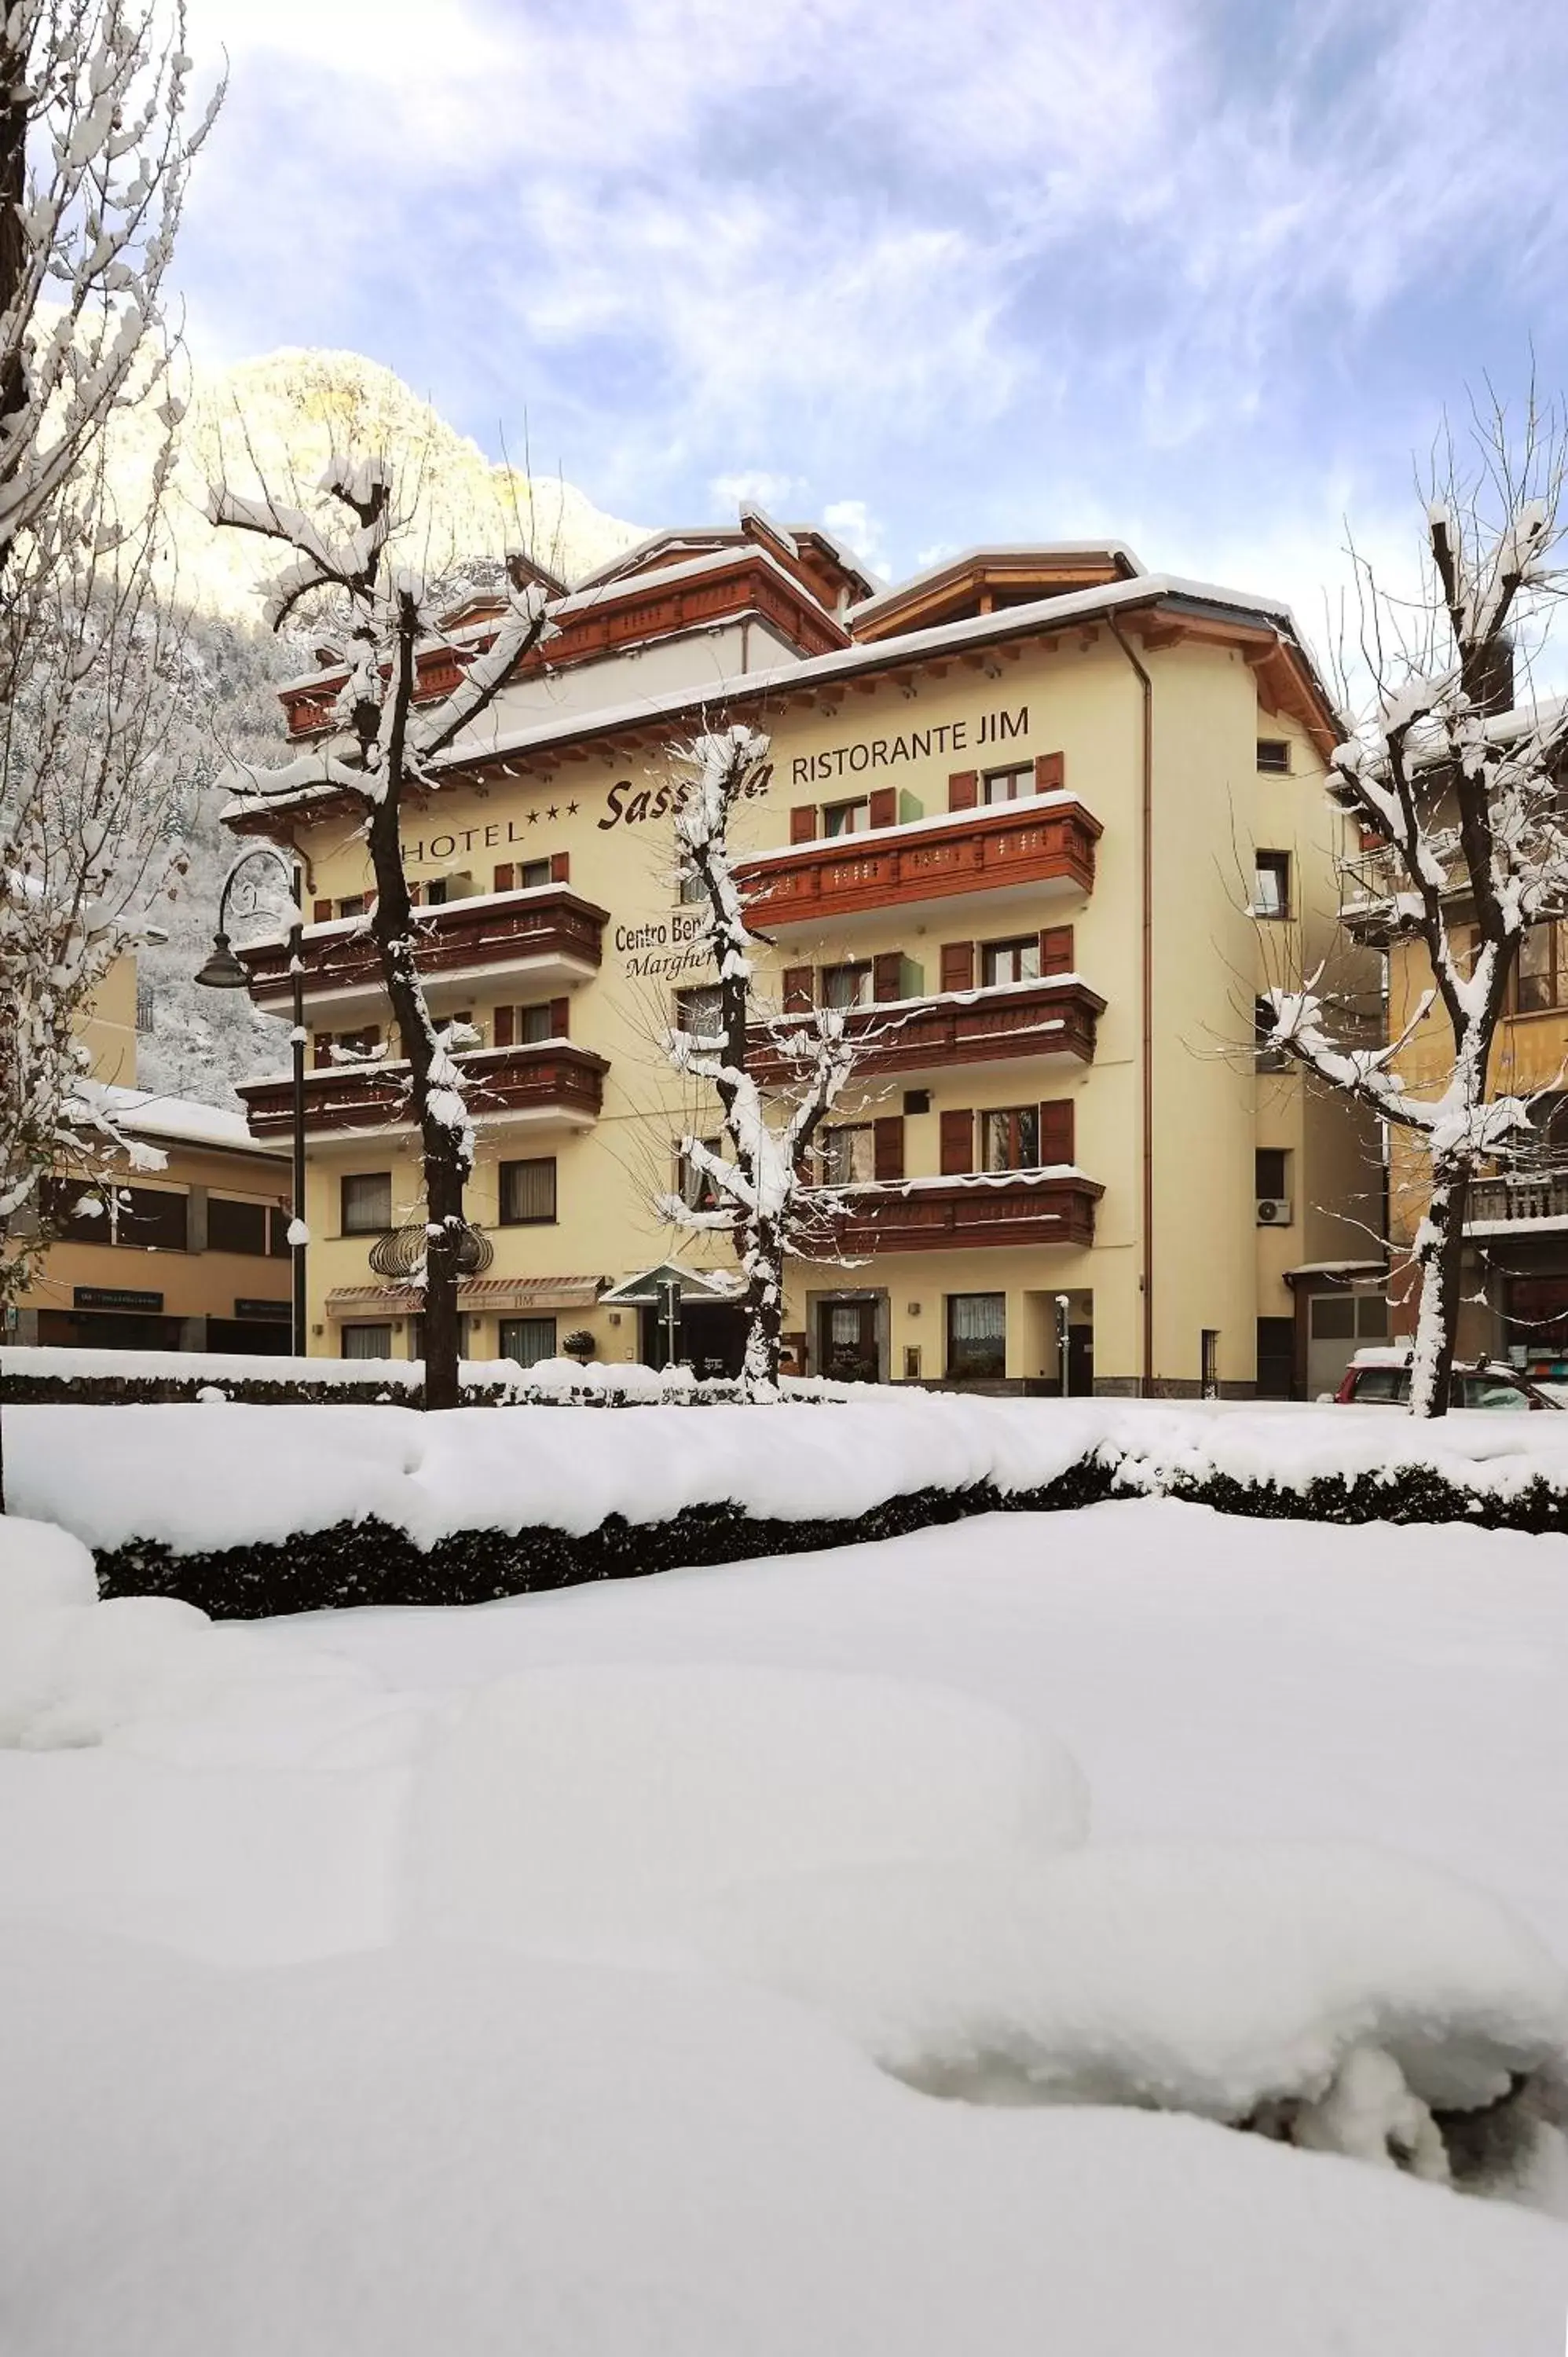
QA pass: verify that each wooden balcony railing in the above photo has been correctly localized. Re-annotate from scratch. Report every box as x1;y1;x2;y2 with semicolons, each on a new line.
236;888;609;1011
736;800;1101;926
806;1169;1102;1254
749;977;1104;1084
1466;1174;1568;1227
237;1040;608;1140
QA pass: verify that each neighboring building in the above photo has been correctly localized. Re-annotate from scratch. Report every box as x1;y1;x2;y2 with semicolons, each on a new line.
224;518;1381;1394
1360;852;1568;1386
9;957;294;1354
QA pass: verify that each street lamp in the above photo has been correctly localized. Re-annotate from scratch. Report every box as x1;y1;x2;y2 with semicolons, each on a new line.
196;848;308;1358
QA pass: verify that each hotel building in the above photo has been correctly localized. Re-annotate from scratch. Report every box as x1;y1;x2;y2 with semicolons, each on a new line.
224;518;1382;1395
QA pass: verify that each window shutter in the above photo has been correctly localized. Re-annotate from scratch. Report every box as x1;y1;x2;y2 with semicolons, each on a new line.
364;891;377;915
493;1005;515;1047
493;863;515;892
407;881;424;907
1035;751;1064;794
947;769;978;812
940;1109;973;1174
872;951;905;1003
312;1033;332;1068
1039;1098;1075;1167
874;1116;905;1182
312;899;332;924
782;965;815;1014
789;805;818;843
550;852;570;884
549;995;570;1038
939;940;974;994
868;786;897;830
1039;925;1074;976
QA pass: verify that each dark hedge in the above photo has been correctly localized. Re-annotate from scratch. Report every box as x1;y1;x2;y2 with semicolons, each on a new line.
89;1447;1568;1618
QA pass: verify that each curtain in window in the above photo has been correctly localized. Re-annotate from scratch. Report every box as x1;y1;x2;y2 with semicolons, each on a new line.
949;1292;1005;1340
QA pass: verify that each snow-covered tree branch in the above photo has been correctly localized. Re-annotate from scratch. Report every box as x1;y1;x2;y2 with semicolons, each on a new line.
1263;393;1568;1417
657;727;859;1394
210;453;557;1411
0;5;216;1327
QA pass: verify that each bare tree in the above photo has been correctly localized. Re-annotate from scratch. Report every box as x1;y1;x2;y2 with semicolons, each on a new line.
0;3;215;1315
657;727;858;1394
208;455;557;1409
1263;395;1568;1417
0;2;216;578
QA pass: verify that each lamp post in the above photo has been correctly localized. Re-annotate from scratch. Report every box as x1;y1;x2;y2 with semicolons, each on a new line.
196;849;307;1357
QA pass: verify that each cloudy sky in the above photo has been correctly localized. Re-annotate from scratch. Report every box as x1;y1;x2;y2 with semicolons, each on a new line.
181;0;1568;641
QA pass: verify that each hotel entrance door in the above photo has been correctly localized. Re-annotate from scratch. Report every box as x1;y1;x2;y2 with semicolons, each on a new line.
818;1296;880;1384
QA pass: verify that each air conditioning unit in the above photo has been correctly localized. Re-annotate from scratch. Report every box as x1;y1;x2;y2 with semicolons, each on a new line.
1256;1197;1292;1226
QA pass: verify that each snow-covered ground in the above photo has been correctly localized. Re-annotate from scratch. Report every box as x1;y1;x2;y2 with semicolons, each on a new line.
2;1487;1568;2351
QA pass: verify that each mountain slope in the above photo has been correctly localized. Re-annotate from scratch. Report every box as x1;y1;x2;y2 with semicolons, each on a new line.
127;347;644;1105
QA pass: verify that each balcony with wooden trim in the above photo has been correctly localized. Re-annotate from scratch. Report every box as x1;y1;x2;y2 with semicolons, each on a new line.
804;1168;1103;1254
749;975;1104;1087
1466;1174;1568;1233
237;1039;608;1143
236;887;609;1024
735;797;1101;928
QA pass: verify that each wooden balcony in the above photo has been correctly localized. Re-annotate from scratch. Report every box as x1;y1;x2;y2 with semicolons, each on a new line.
236;888;609;1019
749;977;1104;1086
736;800;1101;928
237;1040;608;1142
806;1169;1102;1254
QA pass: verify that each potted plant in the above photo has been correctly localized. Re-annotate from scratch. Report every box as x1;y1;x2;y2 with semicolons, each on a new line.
562;1329;598;1366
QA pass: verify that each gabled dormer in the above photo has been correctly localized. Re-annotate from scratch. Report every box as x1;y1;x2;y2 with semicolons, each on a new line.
849;544;1144;642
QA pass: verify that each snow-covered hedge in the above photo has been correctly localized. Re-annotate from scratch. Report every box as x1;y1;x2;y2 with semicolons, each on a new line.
10;1395;1568;1615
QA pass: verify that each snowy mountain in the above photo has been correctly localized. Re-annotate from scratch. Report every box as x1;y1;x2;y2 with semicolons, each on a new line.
127;349;643;1105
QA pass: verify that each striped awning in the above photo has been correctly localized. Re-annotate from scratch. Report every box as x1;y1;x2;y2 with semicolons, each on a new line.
325;1275;604;1318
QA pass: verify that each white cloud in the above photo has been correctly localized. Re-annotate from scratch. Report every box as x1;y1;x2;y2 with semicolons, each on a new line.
822;500;891;581
709;471;801;515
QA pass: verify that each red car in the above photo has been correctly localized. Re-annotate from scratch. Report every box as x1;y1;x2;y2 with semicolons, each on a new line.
1335;1349;1560;1409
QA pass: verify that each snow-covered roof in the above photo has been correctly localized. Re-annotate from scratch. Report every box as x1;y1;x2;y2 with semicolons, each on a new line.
424;571;1321;783
78;1082;285;1159
847;541;1146;621
573;521;875;596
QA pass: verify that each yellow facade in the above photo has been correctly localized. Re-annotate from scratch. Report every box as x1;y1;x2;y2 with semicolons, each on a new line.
229;535;1379;1395
12;954;294;1353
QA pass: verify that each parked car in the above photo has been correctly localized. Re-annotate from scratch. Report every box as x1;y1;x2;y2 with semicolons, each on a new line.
1334;1347;1561;1409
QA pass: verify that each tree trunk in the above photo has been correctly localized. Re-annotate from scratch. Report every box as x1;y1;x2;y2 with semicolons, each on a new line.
1408;1156;1471;1418
741;1213;784;1394
364;790;466;1413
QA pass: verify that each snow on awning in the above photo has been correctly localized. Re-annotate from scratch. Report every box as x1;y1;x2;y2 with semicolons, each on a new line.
326;1277;604;1318
599;1262;744;1307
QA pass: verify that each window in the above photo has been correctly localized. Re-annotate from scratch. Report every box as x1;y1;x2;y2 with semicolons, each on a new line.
822;797;870;838
1201;1329;1220;1398
677;1138;724;1211
1515;920;1568;1013
981;936;1040;988
1256;1315;1295;1400
518;859;551;891
1257;739;1291;774
409;1314;469;1362
337;893;367;919
1255;1148;1288;1201
674;984;724;1038
500;1316;557;1369
500;1157;557;1225
1252;852;1291;918
820;1124;876;1185
1255;995;1288;1071
115;1186;188;1252
269;1205;293;1259
511;1003;553;1044
424;873;473;907
822;961;873;1010
207;1197;269;1256
135;979;155;1034
341;1171;392;1235
982;764;1033;804
982;1105;1040;1171
1310;1293;1389;1342
341;1324;392;1359
39;1178;187;1249
947;1292;1006;1380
